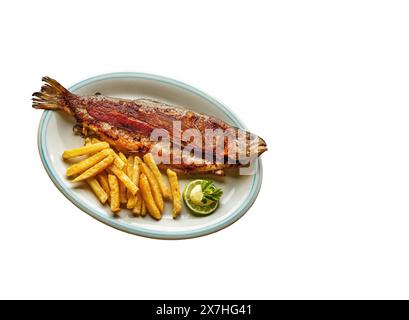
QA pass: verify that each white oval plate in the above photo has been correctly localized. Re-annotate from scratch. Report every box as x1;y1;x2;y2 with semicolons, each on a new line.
37;73;263;239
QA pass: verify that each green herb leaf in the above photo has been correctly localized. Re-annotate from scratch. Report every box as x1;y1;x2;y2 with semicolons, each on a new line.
201;180;223;202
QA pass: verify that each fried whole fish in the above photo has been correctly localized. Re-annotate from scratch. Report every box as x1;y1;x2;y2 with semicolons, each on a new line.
33;77;267;174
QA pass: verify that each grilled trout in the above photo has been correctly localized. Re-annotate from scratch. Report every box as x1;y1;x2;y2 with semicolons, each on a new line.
33;77;267;174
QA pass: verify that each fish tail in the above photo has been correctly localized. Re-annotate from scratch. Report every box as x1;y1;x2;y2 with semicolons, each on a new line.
32;76;71;110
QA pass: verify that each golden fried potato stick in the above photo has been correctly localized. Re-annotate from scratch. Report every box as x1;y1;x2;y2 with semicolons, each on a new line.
66;149;112;177
127;155;135;177
166;169;182;218
126;156;134;199
141;200;147;216
108;174;120;213
133;167;143;215
86;137;102;155
139;174;161;220
118;152;128;165
127;157;142;209
87;178;108;204
132;193;142;216
108;165;138;195
91;139;124;168
72;155;114;182
97;173;110;199
140;162;164;212
110;150;126;169
119;153;128;203
119;184;127;203
62;142;110;159
90;137;123;169
143;153;171;199
119;154;132;203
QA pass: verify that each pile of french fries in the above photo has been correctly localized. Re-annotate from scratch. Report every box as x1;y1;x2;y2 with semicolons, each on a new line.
62;138;182;220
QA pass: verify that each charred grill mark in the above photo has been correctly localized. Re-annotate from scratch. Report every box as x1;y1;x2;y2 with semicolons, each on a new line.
88;106;155;136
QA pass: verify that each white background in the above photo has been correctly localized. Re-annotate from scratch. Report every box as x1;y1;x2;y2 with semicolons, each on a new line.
1;0;409;299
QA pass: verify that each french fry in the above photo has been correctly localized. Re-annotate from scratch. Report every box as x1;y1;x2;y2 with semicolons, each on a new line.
119;158;128;204
143;153;171;199
72;155;114;182
87;137;102;155
87;178;108;204
90;139;124;168
127;156;135;177
139;174;161;220
132;193;142;216
66;149;111;177
91;138;125;169
167;169;182;218
133;167;143;215
141;200;146;216
62;142;110;159
126;157;140;209
108;174;120;213
126;156;134;198
140;162;164;212
97;173;110;199
108;165;138;195
118;152;128;165
119;180;127;204
111;150;126;169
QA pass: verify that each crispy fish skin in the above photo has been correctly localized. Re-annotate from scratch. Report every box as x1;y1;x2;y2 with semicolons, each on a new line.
32;77;267;174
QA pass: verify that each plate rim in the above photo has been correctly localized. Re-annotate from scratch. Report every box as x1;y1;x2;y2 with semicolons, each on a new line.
37;72;263;240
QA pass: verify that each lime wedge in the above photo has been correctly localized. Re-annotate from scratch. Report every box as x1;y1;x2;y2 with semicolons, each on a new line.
183;180;219;215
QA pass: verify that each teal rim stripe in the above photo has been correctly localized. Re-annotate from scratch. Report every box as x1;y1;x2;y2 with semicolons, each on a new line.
37;72;263;239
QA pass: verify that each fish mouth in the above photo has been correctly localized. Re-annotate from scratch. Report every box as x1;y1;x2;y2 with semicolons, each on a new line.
257;136;268;156
249;135;267;158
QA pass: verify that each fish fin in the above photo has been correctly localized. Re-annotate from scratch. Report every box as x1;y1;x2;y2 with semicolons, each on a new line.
32;76;71;110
